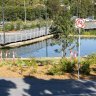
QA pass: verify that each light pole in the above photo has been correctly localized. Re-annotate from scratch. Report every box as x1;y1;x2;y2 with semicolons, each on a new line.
24;0;27;23
2;0;5;45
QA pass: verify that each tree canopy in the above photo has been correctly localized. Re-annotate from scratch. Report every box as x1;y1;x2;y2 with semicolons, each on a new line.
0;0;96;21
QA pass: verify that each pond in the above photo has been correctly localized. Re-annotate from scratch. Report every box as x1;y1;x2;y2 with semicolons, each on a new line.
1;37;96;58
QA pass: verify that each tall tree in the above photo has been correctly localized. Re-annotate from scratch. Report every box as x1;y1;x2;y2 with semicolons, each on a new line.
47;0;61;18
70;0;95;18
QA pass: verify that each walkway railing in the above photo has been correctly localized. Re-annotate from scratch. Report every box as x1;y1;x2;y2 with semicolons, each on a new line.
0;27;50;45
84;20;96;30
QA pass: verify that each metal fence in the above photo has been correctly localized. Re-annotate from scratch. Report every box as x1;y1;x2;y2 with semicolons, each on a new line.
84;20;96;30
0;27;50;45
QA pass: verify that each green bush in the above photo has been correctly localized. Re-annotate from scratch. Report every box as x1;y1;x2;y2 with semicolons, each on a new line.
30;23;36;29
60;59;75;73
36;23;41;29
27;58;37;67
23;24;29;29
86;53;96;64
47;58;76;75
80;60;90;75
15;59;26;74
47;64;62;75
15;21;22;30
82;30;96;35
26;58;38;74
4;23;14;31
0;60;7;66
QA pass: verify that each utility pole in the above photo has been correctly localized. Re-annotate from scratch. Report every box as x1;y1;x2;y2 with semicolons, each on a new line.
24;0;27;23
2;0;5;45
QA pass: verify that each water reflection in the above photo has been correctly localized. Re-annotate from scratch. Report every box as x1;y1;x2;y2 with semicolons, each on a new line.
1;37;96;58
45;39;48;57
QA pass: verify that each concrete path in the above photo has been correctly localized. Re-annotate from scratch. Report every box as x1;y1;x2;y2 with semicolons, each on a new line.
0;77;96;96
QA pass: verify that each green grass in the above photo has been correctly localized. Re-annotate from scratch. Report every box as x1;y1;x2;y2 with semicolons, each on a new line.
82;30;96;35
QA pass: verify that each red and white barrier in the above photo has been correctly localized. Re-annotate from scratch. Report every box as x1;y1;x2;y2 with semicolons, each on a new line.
70;50;77;60
0;51;2;61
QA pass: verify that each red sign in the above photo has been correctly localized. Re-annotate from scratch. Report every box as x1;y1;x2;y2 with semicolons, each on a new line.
75;18;85;28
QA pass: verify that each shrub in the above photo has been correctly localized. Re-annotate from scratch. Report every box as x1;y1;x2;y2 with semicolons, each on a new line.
27;58;38;74
0;60;15;70
23;24;29;29
47;64;62;75
80;60;90;75
15;21;22;30
83;30;96;35
30;23;36;29
86;53;96;64
16;59;26;74
10;23;14;31
4;23;14;31
60;59;75;73
47;58;76;75
0;60;6;67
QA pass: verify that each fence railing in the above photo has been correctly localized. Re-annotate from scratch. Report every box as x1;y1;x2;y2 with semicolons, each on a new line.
0;27;50;45
84;21;96;30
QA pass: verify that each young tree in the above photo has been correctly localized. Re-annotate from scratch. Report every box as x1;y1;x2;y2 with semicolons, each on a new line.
50;5;74;57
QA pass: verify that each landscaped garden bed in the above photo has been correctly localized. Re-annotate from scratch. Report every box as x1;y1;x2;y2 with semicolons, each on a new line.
0;54;96;80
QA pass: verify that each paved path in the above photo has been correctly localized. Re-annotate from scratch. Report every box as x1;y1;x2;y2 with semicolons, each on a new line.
0;77;96;96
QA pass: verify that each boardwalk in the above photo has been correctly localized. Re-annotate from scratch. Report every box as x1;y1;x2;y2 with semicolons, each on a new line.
0;20;96;45
0;27;50;45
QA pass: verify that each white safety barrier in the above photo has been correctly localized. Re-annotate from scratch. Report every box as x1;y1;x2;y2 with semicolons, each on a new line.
0;27;50;44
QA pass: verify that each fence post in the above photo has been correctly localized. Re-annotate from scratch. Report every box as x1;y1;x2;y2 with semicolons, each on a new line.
1;34;3;44
35;29;36;38
33;31;35;38
7;35;9;43
21;33;22;41
30;31;32;39
26;31;27;40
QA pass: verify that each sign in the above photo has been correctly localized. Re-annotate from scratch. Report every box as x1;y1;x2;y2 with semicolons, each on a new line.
75;18;85;28
75;18;85;80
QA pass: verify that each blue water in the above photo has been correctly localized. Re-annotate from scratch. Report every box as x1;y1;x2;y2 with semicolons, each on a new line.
2;38;96;58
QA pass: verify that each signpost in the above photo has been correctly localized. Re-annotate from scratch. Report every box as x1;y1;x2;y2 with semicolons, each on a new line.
75;18;85;28
75;18;85;80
